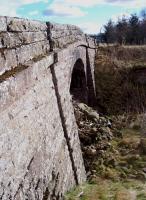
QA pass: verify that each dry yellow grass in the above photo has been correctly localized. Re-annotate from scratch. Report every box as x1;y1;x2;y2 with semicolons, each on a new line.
95;45;146;115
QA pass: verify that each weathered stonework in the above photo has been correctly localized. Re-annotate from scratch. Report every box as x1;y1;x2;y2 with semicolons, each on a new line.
49;22;86;49
0;17;7;32
0;16;96;199
7;17;47;32
0;31;47;48
0;49;18;75
16;41;50;64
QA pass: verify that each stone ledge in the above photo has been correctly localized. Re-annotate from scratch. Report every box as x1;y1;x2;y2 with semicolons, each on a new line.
0;31;47;48
52;30;84;39
16;40;50;64
0;40;50;75
7;17;47;32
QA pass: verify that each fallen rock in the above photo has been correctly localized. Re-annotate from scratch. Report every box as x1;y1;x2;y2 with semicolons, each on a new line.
140;138;146;154
78;103;89;112
88;111;99;121
137;171;146;180
78;103;99;121
142;168;146;173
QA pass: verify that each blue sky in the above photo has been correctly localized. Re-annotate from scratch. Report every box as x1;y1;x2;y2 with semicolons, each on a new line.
0;0;145;34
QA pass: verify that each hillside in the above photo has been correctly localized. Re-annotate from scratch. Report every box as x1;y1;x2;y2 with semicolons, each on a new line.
95;45;146;114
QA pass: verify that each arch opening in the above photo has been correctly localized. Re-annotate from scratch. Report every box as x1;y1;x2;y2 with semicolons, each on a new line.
70;59;87;103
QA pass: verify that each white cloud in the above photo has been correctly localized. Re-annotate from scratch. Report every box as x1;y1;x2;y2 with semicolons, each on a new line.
43;0;146;19
1;0;145;19
77;22;102;34
43;1;87;17
43;2;86;17
51;0;146;8
105;0;146;8
58;0;101;7
0;0;47;17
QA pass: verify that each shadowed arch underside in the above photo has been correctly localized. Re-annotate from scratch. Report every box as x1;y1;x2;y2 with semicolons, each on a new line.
70;59;88;103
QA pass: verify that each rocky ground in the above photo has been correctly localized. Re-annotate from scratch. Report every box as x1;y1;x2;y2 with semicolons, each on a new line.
65;102;146;200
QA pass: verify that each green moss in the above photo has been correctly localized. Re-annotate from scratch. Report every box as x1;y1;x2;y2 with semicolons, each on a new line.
137;193;146;200
66;124;146;199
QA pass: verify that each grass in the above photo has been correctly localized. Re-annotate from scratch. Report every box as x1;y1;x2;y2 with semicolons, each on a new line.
65;179;146;200
65;126;146;200
95;46;146;115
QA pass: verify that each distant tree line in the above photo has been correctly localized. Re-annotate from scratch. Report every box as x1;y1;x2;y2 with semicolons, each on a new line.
98;9;146;45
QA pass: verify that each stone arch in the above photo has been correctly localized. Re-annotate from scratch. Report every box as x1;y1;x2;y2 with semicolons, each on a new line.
70;59;88;103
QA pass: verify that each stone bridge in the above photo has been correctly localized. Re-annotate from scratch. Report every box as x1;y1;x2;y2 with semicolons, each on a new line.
0;16;96;200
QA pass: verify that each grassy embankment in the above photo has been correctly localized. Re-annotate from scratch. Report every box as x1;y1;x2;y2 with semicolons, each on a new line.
65;124;146;200
65;45;146;200
95;45;146;115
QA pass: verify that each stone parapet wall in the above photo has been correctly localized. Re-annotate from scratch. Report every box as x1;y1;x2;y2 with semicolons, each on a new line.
0;16;96;200
0;17;50;76
0;17;89;76
49;22;86;49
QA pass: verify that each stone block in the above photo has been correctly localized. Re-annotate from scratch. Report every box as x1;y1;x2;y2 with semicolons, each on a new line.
7;17;47;32
0;49;17;75
51;30;70;39
0;16;7;32
0;55;54;113
88;38;96;48
67;24;82;32
0;32;21;48
51;23;68;31
53;35;79;49
20;31;47;43
16;41;50;64
0;31;47;48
